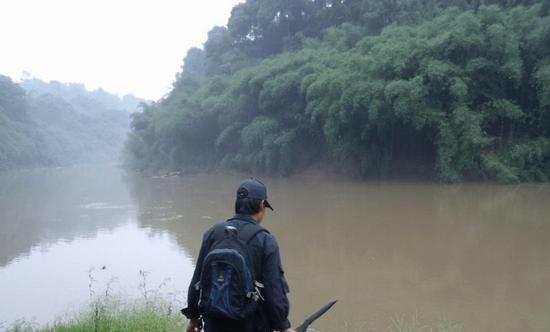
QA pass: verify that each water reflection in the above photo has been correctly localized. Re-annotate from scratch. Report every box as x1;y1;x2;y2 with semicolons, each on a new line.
0;221;193;325
0;166;134;267
0;166;193;326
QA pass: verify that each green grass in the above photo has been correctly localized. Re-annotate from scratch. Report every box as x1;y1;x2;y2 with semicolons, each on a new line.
6;306;463;332
6;305;464;332
7;298;186;332
4;296;461;332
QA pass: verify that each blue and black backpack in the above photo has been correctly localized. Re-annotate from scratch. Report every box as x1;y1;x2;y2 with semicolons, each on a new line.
197;219;266;321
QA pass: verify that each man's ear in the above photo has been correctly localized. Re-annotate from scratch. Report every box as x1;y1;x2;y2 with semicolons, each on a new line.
260;200;266;211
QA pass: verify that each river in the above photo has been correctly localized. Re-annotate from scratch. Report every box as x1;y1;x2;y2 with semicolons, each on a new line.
0;165;549;331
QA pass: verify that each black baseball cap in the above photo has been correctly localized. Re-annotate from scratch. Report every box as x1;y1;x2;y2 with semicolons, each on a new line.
236;177;274;211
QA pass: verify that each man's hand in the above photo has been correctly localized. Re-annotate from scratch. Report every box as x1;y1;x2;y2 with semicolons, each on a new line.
282;329;297;332
186;319;201;332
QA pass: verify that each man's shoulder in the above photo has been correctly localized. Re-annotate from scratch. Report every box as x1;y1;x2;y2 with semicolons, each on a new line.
203;220;226;238
254;228;279;253
203;217;277;248
203;218;265;235
255;227;274;240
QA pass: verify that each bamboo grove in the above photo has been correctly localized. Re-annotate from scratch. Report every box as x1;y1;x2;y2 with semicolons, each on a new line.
125;0;550;182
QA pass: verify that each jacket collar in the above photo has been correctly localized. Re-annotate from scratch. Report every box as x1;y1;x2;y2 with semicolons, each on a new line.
231;213;258;224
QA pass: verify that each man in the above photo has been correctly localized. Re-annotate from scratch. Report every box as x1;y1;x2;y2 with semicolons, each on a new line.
182;177;295;332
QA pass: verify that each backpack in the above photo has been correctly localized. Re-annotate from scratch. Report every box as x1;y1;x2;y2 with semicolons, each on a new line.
197;219;266;321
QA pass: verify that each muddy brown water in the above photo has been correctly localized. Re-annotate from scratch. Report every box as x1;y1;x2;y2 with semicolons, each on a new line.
0;165;549;331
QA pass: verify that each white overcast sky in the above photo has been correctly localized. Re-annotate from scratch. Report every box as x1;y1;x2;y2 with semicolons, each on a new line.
0;0;243;100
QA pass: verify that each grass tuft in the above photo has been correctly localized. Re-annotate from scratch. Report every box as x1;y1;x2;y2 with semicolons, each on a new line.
389;313;462;332
36;298;185;332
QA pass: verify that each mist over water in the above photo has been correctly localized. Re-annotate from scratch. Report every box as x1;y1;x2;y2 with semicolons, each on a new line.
1;166;549;331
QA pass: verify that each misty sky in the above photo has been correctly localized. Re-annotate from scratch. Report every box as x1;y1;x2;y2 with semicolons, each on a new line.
0;0;243;100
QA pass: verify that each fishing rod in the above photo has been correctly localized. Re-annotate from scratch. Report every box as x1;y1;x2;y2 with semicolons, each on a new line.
296;300;337;332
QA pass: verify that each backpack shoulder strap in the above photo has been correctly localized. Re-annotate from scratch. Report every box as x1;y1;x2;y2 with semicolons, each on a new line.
226;217;269;244
210;222;229;240
240;223;268;244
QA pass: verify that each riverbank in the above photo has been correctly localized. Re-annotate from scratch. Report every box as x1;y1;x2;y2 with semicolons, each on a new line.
5;298;461;332
7;298;185;332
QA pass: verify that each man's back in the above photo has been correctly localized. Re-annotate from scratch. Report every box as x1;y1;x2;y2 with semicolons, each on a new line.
183;214;291;332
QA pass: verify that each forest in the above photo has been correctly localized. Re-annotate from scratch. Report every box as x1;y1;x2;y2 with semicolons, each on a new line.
124;0;550;182
0;76;142;170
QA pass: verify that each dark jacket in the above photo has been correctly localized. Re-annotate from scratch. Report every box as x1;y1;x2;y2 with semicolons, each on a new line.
182;214;291;332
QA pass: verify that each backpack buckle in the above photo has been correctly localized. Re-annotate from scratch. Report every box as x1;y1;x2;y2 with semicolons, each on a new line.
254;287;264;301
254;281;264;288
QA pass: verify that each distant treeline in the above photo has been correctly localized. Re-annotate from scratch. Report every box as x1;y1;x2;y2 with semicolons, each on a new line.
0;76;143;170
124;0;550;182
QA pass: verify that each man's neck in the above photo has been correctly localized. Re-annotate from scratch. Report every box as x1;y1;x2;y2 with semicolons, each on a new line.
250;214;260;223
234;213;260;224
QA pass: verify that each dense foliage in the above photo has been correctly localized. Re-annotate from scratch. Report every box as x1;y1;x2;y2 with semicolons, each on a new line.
125;0;550;182
0;76;142;170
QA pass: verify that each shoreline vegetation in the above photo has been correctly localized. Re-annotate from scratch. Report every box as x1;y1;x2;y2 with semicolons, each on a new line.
5;297;462;332
8;298;185;332
124;0;550;184
3;270;463;332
